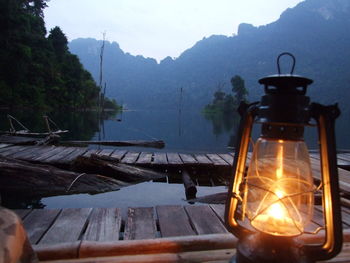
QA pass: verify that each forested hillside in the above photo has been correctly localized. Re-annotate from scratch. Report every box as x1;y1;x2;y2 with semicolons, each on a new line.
0;0;109;110
70;0;350;113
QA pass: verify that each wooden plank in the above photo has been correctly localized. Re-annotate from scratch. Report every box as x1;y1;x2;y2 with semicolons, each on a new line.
310;157;350;194
338;153;350;160
136;152;153;165
206;154;229;166
44;147;77;163
110;150;127;160
185;205;228;235
152;152;168;165
341;207;350;227
317;153;350;168
31;147;62;162
58;147;87;163
6;145;45;159
219;154;234;165
83;208;121;242
37;242;350;263
121;152;140;164
179;153;198;165
312;206;350;229
0;145;29;156
0;145;18;153
210;204;226;223
124;207;157;240
13;209;32;219
313;206;325;227
16;146;53;161
156;205;195;237
193;154;213;165
61;248;237;263
22;209;61;244
39;208;92;245
62;233;238;261
97;149;114;157
0;143;10;149
166;153;183;165
82;149;99;158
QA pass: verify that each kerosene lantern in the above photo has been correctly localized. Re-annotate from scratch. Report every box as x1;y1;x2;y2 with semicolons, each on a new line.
225;53;342;263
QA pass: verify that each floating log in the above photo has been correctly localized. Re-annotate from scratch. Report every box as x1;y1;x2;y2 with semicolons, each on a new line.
74;154;166;183
63;140;165;149
0;156;124;197
182;170;197;200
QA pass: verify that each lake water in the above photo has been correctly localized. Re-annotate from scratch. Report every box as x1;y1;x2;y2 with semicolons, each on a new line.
1;108;349;209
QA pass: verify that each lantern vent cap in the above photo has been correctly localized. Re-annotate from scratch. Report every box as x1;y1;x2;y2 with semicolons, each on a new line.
259;74;313;89
259;52;313;95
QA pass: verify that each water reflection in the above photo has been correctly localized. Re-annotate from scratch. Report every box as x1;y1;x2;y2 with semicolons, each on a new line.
203;110;240;148
0;110;119;141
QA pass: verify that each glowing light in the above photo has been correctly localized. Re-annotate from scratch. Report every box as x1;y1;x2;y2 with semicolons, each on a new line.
268;203;285;220
276;141;284;179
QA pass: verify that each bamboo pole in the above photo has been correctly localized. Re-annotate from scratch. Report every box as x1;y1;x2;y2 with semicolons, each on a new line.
34;230;350;261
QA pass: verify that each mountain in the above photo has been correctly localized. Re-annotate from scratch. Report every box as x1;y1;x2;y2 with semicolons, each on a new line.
68;0;350;113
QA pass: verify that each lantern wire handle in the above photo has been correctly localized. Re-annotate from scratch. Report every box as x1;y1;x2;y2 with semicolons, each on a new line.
277;52;296;75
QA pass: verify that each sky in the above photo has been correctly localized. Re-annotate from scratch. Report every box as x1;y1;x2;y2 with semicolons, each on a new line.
44;0;304;61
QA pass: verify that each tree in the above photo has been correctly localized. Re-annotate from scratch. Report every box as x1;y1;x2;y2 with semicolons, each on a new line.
0;0;116;110
230;75;248;103
48;26;68;60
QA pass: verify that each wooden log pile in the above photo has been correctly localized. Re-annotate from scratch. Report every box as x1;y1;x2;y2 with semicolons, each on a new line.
0;156;123;197
0;152;167;198
74;154;167;183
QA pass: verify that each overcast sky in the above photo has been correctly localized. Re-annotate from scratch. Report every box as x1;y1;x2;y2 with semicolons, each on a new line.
44;0;304;61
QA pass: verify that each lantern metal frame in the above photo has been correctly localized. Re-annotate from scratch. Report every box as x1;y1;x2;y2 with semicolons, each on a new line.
225;53;343;262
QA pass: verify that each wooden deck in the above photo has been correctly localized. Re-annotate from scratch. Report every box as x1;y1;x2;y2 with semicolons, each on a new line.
0;144;236;167
14;204;350;245
12;204;350;262
0;144;350;169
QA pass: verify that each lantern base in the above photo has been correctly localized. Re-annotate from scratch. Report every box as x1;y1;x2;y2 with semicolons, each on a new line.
233;233;314;263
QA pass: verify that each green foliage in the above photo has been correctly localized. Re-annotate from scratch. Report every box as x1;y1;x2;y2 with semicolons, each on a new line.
231;75;248;103
204;75;248;115
203;76;247;136
103;98;122;110
0;0;118;110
